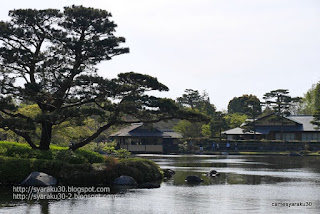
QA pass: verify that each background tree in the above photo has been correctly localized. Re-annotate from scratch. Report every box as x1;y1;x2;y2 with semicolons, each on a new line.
177;89;211;110
242;96;262;139
175;89;216;138
227;94;261;116
260;106;274;117
173;121;204;139
263;89;301;140
263;89;301;116
0;6;207;150
311;83;320;128
227;97;242;114
224;113;247;129
226;95;261;139
210;111;228;143
298;81;320;115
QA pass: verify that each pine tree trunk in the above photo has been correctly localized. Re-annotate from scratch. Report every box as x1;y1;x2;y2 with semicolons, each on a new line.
39;122;53;150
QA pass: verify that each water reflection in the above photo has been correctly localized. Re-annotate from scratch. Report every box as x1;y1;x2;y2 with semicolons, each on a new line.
149;155;320;186
166;170;294;186
1;155;320;214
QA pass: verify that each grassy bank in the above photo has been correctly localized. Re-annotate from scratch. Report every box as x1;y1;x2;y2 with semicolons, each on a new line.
0;141;105;164
0;141;163;186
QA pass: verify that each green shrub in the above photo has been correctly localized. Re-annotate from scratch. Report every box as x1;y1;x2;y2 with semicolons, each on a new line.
0;141;35;158
0;141;55;159
115;149;131;158
117;158;163;183
0;155;93;185
54;150;88;164
112;163;143;182
0;142;162;186
49;145;68;151
74;149;105;164
0;156;35;184
102;141;117;154
0;155;163;186
102;145;115;154
0;141;104;164
0;146;7;155
104;156;118;165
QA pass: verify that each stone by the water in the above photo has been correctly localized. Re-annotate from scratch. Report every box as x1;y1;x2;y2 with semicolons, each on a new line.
21;172;57;187
185;175;203;184
208;170;220;176
113;175;137;186
163;169;175;178
138;182;161;189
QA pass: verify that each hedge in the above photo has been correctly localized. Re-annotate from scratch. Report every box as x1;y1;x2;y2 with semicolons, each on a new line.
0;141;104;164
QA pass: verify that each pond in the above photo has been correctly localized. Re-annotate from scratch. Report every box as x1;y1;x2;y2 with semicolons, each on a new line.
1;155;320;214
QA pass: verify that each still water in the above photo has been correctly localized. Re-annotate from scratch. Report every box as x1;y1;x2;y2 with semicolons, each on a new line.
1;155;320;214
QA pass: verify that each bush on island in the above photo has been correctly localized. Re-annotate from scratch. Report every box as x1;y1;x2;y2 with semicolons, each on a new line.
0;141;104;164
0;142;163;186
113;158;163;183
0;155;93;185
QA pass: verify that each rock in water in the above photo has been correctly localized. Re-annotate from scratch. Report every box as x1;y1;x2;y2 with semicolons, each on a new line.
185;175;203;184
163;169;175;178
21;172;57;187
138;182;161;189
208;170;220;176
113;175;137;186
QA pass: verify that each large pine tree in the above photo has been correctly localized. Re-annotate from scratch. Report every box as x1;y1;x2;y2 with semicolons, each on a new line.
0;6;206;150
263;89;301;140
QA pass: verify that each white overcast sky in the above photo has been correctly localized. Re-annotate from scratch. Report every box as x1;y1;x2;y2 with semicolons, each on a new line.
1;0;320;110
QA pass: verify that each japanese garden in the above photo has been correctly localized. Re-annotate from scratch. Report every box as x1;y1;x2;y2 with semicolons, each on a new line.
0;4;320;214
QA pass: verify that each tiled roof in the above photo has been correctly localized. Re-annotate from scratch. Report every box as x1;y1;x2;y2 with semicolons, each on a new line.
255;126;303;134
162;131;182;138
110;123;182;138
223;115;319;135
110;123;144;137
222;127;263;135
286;115;318;131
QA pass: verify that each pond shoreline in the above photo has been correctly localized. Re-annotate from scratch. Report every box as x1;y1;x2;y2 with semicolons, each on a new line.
158;151;320;156
1;155;320;213
0;156;163;188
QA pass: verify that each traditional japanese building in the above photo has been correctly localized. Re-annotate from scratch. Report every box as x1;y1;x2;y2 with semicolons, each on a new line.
223;114;320;142
110;123;182;153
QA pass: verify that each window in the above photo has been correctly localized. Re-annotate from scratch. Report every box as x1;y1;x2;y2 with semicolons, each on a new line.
302;133;320;142
275;133;295;141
